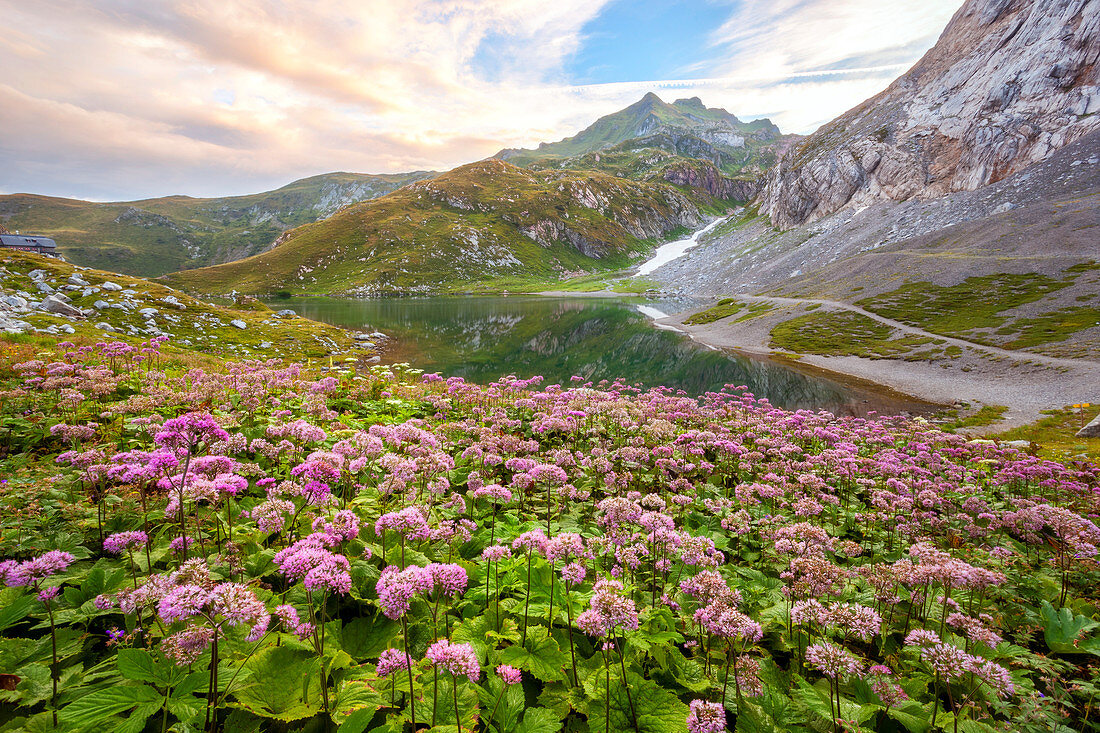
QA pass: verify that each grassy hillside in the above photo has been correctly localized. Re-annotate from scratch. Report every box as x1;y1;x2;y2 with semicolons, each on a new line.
0;250;367;362
0;171;433;277
166;159;735;296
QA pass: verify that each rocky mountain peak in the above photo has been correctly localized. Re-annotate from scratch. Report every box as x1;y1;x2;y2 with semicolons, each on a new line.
759;0;1100;229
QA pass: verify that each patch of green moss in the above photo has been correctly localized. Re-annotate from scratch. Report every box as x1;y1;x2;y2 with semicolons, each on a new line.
1002;307;1100;348
856;273;1074;338
938;405;1009;431
684;298;745;325
770;311;934;358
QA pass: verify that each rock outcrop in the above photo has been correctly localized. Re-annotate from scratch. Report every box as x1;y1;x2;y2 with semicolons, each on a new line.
759;0;1100;229
660;162;759;202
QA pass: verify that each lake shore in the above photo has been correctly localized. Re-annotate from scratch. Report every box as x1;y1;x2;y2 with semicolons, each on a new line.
656;306;1100;432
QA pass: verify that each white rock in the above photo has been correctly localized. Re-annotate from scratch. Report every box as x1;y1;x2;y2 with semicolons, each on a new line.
94;322;117;332
139;307;158;316
101;282;123;291
28;269;49;281
230;319;247;329
36;281;55;294
67;274;90;286
2;295;28;309
82;287;100;297
93;300;109;310
59;324;75;334
39;294;84;318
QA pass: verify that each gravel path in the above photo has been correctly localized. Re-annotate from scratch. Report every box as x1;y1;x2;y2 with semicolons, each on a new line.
657;298;1100;431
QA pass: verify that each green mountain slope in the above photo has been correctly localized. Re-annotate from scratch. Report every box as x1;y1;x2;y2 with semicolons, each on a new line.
165;159;729;296
0;171;433;277
497;93;794;178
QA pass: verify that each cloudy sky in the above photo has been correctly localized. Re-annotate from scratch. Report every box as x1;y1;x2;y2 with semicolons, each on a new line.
1;0;963;201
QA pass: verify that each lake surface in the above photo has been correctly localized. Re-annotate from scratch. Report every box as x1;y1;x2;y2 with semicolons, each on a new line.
271;295;932;416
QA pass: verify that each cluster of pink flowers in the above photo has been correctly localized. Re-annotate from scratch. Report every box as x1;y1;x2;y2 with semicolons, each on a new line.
425;639;480;681
904;630;1013;696
103;530;149;554
576;579;638;637
376;648;413;677
375;562;468;619
805;641;864;680
686;699;726;733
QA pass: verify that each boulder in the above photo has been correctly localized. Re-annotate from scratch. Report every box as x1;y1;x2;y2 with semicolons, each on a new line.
67;274;90;287
1077;414;1100;438
230;319;247;329
93;300;109;310
276;309;297;317
94;322;116;332
27;269;48;281
2;295;28;309
101;281;123;291
38;295;84;318
36;281;55;294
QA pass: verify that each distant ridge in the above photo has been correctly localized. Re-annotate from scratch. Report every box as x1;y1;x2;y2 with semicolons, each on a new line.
0;171;435;276
496;93;792;178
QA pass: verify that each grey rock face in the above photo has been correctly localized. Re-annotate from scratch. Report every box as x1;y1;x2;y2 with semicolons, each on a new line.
760;0;1100;229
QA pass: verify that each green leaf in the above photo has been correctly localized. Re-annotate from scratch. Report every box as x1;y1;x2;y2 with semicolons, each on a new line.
734;700;781;733
338;707;377;733
341;614;401;662
476;677;525;732
59;684;161;730
117;648;183;687
500;637;566;683
791;676;833;724
333;679;386;724
230;644;321;722
516;706;561;733
166;693;205;725
0;595;36;632
887;700;932;733
583;671;690;733
1040;600;1100;655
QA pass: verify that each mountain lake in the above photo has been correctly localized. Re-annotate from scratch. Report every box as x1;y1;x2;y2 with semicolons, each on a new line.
267;295;935;416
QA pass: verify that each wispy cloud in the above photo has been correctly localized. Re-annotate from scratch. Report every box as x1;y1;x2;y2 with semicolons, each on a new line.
0;0;962;200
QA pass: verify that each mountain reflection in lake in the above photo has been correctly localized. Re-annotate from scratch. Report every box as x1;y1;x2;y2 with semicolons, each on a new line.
272;296;931;416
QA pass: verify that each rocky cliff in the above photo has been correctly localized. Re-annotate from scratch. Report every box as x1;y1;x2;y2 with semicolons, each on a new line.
759;0;1100;229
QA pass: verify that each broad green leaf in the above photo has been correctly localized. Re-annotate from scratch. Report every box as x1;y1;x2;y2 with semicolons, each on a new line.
341;615;401;662
338;707;377;733
476;677;524;732
887;700;932;733
791;676;833;724
230;644;321;722
117;648;183;687
59;684;161;730
516;706;560;733
500;637;566;683
583;671;690;733
1040;601;1100;655
734;700;781;733
0;595;36;633
333;679;386;725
